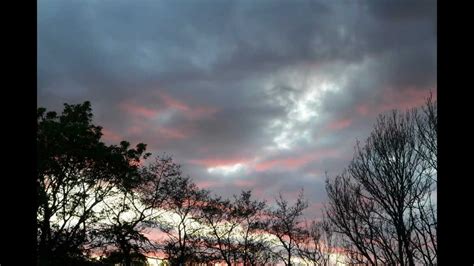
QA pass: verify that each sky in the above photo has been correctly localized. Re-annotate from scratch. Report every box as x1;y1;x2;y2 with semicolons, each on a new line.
38;0;437;219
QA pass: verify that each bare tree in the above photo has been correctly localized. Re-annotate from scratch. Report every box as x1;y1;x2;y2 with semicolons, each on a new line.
199;195;239;266
326;98;437;266
243;239;278;266
268;191;308;266
297;216;335;266
415;93;437;174
198;190;269;266
232;190;269;266
156;162;208;265
411;94;437;264
326;172;398;265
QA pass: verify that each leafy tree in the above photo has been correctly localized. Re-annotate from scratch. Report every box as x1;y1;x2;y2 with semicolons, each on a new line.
91;157;171;266
37;102;150;265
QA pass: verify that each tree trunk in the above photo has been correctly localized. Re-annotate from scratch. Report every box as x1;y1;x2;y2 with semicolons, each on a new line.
287;249;292;266
39;206;52;265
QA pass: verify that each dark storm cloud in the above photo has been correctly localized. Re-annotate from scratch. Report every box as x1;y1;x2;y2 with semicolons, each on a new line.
38;0;436;217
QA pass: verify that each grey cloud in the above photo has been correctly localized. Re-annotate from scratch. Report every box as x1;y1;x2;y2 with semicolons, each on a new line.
38;0;436;218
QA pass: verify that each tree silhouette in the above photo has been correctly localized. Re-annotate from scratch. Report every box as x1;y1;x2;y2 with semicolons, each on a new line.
90;164;165;266
231;190;269;266
37;102;150;266
199;195;239;266
92;157;176;266
153;159;209;265
297;217;335;265
325;98;437;265
268;191;308;266
411;94;437;264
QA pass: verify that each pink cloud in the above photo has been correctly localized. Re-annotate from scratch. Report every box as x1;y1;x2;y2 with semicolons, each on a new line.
119;102;159;118
159;92;190;112
188;157;249;168
356;87;436;117
145;228;170;242
327;118;352;130
127;125;144;135
119;92;218;143
195;180;221;189
159;91;218;120
186;106;218;120
119;98;196;140
157;127;190;140
356;104;369;116
255;149;340;172
380;87;435;112
101;128;121;142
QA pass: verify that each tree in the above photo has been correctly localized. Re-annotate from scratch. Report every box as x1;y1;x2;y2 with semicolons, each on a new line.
297;217;335;266
99;250;148;266
154;160;208;265
415;93;437;174
37;102;150;265
90;159;168;266
193;190;271;266
325;98;437;265
411;94;437;264
232;190;269;266
326;172;392;265
199;195;238;266
268;191;308;266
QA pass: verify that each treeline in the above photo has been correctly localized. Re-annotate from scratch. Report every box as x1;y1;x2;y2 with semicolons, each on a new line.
37;95;436;266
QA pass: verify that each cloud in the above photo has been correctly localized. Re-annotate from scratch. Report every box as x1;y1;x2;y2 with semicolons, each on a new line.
38;0;436;219
189;157;250;168
120;102;160;119
207;163;247;176
101;128;122;143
